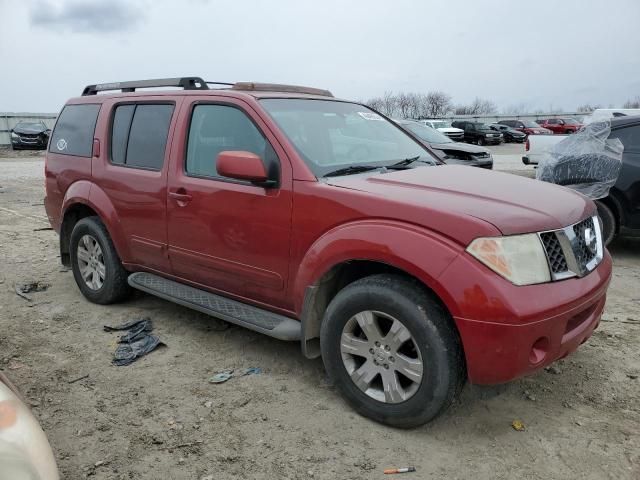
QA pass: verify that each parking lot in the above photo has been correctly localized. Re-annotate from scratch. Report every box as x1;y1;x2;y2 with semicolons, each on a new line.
0;149;638;479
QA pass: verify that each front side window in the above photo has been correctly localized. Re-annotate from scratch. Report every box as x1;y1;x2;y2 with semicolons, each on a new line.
110;104;174;170
186;104;272;178
50;104;100;157
261;99;426;177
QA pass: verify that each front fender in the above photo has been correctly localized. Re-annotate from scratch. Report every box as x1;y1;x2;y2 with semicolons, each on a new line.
292;219;465;317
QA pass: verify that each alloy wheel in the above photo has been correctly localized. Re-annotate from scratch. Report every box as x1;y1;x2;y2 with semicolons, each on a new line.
340;310;423;404
76;234;106;290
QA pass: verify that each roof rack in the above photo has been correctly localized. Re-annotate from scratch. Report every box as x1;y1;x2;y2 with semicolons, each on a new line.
231;82;333;97
81;77;209;96
81;77;333;98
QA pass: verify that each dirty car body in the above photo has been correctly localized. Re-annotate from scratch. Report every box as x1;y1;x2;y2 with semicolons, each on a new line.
10;122;51;150
44;77;611;427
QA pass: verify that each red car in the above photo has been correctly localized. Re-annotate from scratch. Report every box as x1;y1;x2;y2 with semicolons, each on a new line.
498;119;552;135
536;118;583;134
44;77;611;427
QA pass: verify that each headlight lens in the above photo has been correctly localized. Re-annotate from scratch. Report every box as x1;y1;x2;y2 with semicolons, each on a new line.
10;132;18;138
467;233;550;285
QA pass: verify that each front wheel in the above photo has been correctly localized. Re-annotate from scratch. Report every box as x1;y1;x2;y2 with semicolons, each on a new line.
477;137;485;146
320;274;465;428
70;216;131;304
596;201;616;246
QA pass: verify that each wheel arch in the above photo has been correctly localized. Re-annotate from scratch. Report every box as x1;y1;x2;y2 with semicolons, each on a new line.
294;221;463;359
60;183;129;267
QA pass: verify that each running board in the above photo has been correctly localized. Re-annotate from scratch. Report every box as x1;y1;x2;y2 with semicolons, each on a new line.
128;272;301;341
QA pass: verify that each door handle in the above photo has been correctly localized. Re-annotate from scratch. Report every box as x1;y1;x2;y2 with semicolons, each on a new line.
169;190;192;204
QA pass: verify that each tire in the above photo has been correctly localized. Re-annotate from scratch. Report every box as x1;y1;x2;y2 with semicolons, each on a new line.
69;216;131;304
477;137;484;146
596;200;616;246
320;274;465;428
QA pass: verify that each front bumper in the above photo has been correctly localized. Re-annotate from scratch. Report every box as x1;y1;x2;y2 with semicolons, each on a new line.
439;250;612;384
11;138;47;149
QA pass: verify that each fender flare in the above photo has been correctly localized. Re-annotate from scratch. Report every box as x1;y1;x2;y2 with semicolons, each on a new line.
61;181;131;262
293;219;464;318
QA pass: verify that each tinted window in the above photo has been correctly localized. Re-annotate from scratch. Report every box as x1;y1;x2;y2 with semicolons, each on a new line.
50;104;100;157
126;105;174;169
610;125;640;152
110;105;135;165
186;104;270;178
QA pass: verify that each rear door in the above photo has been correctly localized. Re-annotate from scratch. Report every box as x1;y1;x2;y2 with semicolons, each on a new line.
165;96;294;309
91;98;180;272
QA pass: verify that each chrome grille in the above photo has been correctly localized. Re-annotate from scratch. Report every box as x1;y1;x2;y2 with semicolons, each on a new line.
538;216;603;281
573;218;598;266
540;232;568;273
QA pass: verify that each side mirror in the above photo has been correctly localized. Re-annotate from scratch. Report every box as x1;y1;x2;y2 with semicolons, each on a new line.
216;151;275;187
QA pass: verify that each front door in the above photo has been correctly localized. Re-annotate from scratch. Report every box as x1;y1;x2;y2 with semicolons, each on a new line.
166;97;293;309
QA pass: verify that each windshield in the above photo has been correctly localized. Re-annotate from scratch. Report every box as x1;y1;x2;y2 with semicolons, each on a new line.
261;99;427;176
15;122;44;129
563;118;580;125
522;120;541;128
430;120;451;129
403;122;452;144
474;123;493;131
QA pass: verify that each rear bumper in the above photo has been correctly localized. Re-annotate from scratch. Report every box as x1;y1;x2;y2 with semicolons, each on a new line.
440;251;612;384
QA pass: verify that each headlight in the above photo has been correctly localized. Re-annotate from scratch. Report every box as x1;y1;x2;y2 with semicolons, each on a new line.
10;132;18;138
467;233;550;285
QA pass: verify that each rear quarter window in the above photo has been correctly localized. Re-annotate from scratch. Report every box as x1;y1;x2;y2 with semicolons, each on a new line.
49;104;100;157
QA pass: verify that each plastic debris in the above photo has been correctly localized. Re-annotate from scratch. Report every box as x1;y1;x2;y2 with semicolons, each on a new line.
511;420;526;431
537;120;624;200
104;318;165;366
208;367;262;384
14;281;50;301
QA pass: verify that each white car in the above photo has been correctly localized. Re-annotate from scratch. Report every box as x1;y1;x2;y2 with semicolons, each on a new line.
420;120;464;142
522;134;566;165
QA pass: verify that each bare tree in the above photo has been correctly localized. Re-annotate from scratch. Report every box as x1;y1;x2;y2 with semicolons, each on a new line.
423;91;452;118
455;97;497;115
396;92;414;119
379;91;399;117
366;96;384;112
623;96;640;108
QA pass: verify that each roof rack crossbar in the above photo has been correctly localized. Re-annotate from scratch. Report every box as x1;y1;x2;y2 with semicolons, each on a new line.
81;77;209;96
232;82;333;97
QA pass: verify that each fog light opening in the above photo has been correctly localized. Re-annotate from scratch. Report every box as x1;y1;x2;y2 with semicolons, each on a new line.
529;337;549;365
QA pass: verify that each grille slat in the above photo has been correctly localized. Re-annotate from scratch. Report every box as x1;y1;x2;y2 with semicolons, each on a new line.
540;232;568;273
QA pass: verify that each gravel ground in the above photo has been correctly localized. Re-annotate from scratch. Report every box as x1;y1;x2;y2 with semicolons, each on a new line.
0;149;638;480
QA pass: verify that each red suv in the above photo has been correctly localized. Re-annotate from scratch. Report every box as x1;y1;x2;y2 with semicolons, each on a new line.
44;77;611;427
536;118;583;134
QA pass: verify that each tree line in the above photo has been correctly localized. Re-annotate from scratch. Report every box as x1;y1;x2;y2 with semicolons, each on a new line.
364;91;498;119
364;91;640;118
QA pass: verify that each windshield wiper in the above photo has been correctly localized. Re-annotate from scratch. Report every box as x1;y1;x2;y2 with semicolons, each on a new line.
387;155;436;169
324;165;382;177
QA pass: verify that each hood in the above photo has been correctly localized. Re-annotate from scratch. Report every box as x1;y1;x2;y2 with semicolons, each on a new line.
429;141;490;155
13;125;47;135
324;166;594;237
437;127;464;133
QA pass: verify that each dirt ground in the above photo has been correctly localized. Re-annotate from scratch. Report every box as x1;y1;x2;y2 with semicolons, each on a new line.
0;149;638;480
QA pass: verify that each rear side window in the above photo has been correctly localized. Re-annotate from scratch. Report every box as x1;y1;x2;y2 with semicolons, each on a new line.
50;104;100;157
110;104;174;170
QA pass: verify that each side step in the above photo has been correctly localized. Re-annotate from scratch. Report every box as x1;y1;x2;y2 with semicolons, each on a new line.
128;272;301;341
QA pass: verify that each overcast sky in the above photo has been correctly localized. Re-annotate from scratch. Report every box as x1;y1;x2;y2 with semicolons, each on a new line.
1;0;639;113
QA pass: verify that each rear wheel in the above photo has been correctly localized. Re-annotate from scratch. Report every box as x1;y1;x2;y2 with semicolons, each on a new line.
596;200;616;246
320;274;465;428
70;216;131;304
